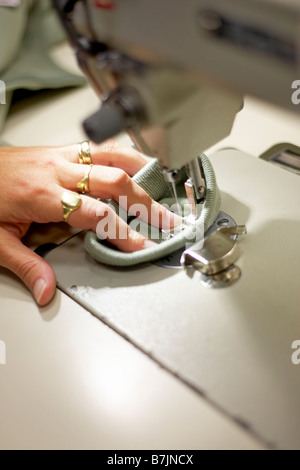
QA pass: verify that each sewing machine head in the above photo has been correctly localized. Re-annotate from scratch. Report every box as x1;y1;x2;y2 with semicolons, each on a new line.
52;0;300;216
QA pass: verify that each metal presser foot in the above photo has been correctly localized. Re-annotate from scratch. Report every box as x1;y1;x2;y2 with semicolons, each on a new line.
153;211;247;288
181;223;247;288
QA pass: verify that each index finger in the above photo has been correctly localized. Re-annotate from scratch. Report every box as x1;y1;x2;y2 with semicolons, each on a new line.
60;140;149;175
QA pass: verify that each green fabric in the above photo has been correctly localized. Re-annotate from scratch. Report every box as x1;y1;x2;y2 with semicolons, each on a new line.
0;0;30;74
0;138;10;147
133;157;171;200
84;154;221;266
0;0;86;133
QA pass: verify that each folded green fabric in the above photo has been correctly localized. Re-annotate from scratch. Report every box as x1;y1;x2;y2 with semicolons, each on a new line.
84;154;221;266
0;138;10;147
0;0;86;133
0;0;30;74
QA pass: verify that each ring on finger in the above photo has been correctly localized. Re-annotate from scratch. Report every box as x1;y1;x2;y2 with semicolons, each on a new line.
77;164;94;194
61;190;82;222
77;140;92;165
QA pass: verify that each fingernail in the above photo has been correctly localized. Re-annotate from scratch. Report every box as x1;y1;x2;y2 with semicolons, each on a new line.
171;213;183;226
161;212;183;230
33;278;47;305
143;239;157;249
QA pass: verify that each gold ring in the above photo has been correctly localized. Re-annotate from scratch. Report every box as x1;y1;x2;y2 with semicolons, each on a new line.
77;164;93;194
61;190;82;222
77;140;91;165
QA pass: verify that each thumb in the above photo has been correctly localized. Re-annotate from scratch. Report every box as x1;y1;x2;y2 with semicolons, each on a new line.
0;228;57;306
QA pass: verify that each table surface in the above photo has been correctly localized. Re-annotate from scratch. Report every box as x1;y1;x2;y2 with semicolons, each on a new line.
0;43;299;450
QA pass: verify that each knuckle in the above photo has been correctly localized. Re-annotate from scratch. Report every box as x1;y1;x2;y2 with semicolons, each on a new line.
112;168;130;188
45;157;56;169
37;154;58;171
0;223;29;239
101;139;120;154
16;257;39;284
95;201;110;219
84;198;98;221
84;199;112;223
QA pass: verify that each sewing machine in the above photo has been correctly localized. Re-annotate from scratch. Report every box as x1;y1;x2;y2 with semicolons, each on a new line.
0;0;299;450
52;0;300;275
53;0;300;204
40;0;300;449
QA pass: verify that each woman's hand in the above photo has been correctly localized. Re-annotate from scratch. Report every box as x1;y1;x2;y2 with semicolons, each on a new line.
0;140;179;305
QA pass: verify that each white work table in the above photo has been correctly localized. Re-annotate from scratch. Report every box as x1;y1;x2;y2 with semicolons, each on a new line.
0;43;299;450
